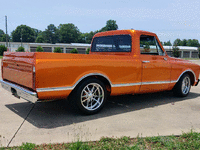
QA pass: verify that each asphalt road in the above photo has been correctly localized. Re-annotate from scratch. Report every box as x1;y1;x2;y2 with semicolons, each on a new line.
0;60;200;147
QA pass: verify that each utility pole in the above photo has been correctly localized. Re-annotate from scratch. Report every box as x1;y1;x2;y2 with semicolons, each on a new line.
5;15;8;47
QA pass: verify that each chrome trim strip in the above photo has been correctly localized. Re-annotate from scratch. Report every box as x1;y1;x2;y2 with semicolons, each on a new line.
141;81;170;85
37;86;74;92
170;80;177;83
0;80;38;103
111;82;141;87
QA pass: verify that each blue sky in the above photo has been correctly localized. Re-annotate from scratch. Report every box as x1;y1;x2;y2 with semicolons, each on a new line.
0;0;200;43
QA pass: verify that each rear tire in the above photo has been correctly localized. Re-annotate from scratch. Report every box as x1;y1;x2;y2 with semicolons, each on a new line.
71;78;107;115
173;74;191;97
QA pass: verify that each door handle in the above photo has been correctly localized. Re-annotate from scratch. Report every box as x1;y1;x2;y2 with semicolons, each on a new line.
142;61;150;63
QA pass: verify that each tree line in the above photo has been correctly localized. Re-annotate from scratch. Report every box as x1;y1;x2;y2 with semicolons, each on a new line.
0;20;118;44
161;39;200;47
0;20;200;48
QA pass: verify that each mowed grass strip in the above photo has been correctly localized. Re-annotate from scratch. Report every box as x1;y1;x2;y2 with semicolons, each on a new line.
1;130;200;150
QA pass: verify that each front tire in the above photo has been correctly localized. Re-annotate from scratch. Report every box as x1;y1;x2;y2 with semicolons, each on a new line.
173;74;191;97
72;78;107;115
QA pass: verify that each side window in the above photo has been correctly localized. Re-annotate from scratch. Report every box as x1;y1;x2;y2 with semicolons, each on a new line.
140;35;164;55
91;35;131;52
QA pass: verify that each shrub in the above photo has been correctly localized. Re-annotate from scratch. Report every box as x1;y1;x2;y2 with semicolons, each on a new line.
0;45;7;56
199;47;200;58
172;46;179;58
86;48;90;54
53;47;62;53
36;46;44;52
70;48;79;54
16;46;25;52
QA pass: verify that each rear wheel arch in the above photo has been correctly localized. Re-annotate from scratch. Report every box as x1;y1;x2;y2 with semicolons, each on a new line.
72;74;111;95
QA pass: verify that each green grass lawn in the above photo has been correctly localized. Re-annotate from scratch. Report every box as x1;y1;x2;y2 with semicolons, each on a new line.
0;56;3;59
1;130;200;150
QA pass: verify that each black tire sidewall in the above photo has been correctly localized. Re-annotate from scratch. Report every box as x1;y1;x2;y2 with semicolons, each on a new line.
173;74;191;97
74;78;107;115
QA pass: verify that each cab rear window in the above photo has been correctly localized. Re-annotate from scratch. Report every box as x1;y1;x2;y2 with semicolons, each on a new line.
91;35;132;52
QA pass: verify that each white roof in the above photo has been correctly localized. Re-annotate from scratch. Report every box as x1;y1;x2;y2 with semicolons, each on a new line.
29;43;91;47
71;43;91;47
163;46;198;51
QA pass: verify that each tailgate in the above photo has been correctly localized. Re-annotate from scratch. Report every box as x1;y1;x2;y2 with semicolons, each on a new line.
2;52;35;90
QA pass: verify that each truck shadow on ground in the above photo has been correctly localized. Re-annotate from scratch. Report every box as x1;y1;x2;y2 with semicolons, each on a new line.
5;91;200;129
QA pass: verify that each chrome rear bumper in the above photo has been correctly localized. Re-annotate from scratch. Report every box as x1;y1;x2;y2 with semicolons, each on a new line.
0;80;38;103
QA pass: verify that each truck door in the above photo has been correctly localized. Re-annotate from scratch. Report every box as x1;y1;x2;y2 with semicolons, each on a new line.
139;35;171;93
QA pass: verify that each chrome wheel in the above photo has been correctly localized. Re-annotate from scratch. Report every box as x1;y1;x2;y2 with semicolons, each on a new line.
81;83;104;111
173;74;191;97
182;76;191;95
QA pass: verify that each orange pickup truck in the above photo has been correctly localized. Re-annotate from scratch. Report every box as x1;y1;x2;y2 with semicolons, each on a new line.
1;30;200;114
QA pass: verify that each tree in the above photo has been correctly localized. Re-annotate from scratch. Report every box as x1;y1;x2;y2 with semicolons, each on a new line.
70;48;78;53
0;29;5;41
0;45;7;55
35;35;45;43
181;39;187;46
58;23;80;43
164;40;172;46
41;24;59;44
16;46;25;52
12;25;35;42
32;28;42;40
172;46;179;57
100;20;118;32
186;39;199;47
36;46;44;52
173;39;182;46
80;31;96;44
86;48;90;54
53;47;62;53
199;47;200;58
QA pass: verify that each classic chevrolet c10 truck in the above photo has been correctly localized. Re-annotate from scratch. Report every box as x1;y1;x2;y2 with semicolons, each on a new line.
1;30;200;114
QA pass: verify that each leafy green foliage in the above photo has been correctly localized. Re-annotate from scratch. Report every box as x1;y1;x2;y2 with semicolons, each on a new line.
70;48;79;54
16;46;25;52
199;47;200;58
12;25;35;42
163;40;172;46
59;23;80;43
36;46;44;52
80;31;96;44
41;24;59;44
86;48;90;54
0;29;5;42
100;20;118;32
173;38;200;47
19;142;36;150
173;38;182;46
35;35;44;43
172;46;180;57
53;47;62;53
0;45;7;55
